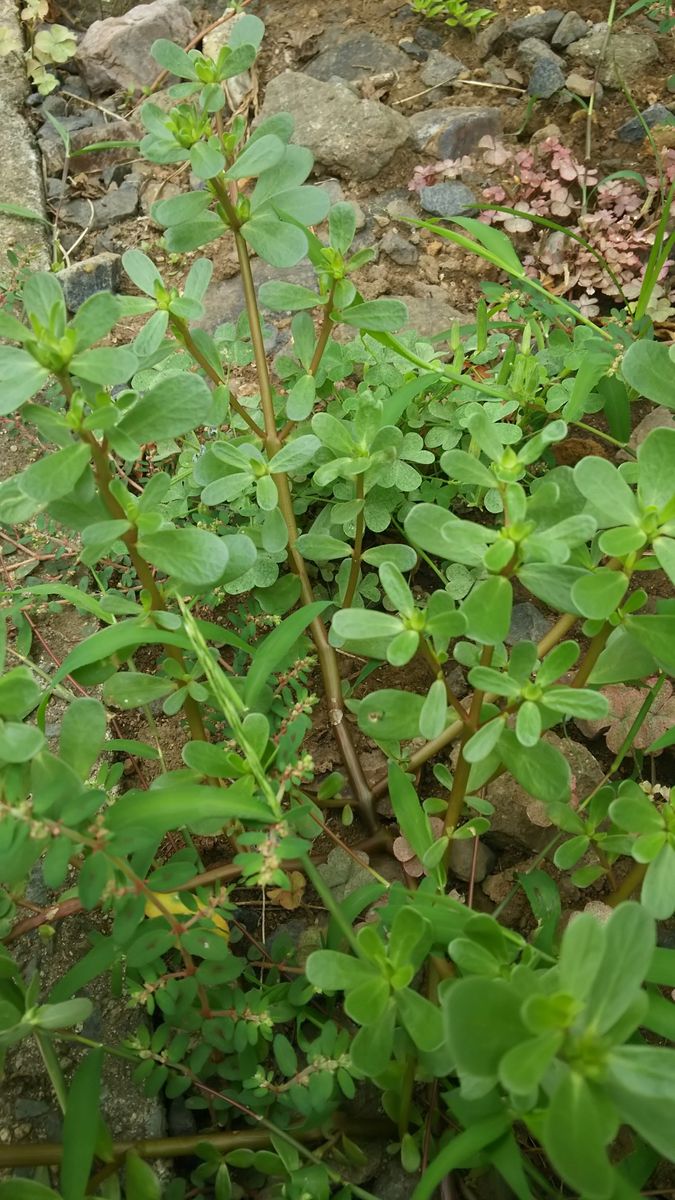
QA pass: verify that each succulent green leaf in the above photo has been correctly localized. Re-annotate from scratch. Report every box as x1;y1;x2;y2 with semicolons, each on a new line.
225;134;284;180
20;443;90;504
461;576;512;645
119;372;214;442
329;202;357;255
107;777;272;840
242;213;308;267
0;347;49;413
571;569;628;620
624;614;675;675
543;1072;615;1200
258;282;321;312
138;528;231;588
637;426;675;513
268;434;320;474
103;672;175;709
622;339;674;409
573;457;640;526
337;299;408;333
151;38;198;79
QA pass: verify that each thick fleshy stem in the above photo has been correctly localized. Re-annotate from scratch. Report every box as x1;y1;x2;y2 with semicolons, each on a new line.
342;475;365;608
80;431;207;744
210;182;374;826
56;372;207;744
169;313;265;439
418;636;470;725
442;647;493;858
280;281;337;442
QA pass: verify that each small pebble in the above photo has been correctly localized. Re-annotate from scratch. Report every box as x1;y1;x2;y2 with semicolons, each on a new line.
380;229;419;266
507;9;565;41
398;37;428;61
528;59;566;98
617;102;674;143
420;49;466;90
58;252;122;311
565;71;603;101
552;10;590;46
419;181;477;218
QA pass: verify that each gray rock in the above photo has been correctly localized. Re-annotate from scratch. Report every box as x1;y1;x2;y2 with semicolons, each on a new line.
506;602;551;646
517;37;565;70
40;92;68;117
199;259;317;332
449;836;494;882
386;195;418;221
566;71;603;100
61;78;93;102
617;102;673;142
167;1096;197;1137
38;112;102;149
420;50;466;89
58;252;122;311
507;9;565;41
41;117;138;174
380;229;419;265
0;100;49;271
628;406;675;452
46;177;66;202
366;187;418;222
368;1159;420;1200
395;292;468;338
75;0;196;94
258;71;409;181
415;23;446;50
528;58;566;97
409;105;502;156
61;181;139;229
102;162;133;187
398;37;429;62
77;0;220;11
420;181;477;217
484;57;511;86
305;32;414;81
566;30;658;87
552;10;590;47
317;846;373;903
476;14;508;58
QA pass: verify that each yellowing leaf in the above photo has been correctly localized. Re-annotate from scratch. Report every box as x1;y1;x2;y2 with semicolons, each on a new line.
143;891;229;939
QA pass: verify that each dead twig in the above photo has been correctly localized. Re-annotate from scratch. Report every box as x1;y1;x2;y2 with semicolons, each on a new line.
393;76;525;105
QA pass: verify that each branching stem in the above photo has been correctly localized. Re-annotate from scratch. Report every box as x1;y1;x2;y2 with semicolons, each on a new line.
342;475;365;608
208;182;374;825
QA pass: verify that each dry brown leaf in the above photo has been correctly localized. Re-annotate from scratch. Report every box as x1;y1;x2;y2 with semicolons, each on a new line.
268;870;306;910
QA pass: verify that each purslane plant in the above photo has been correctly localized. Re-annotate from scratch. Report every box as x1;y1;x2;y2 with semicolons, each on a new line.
1;16;675;1199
